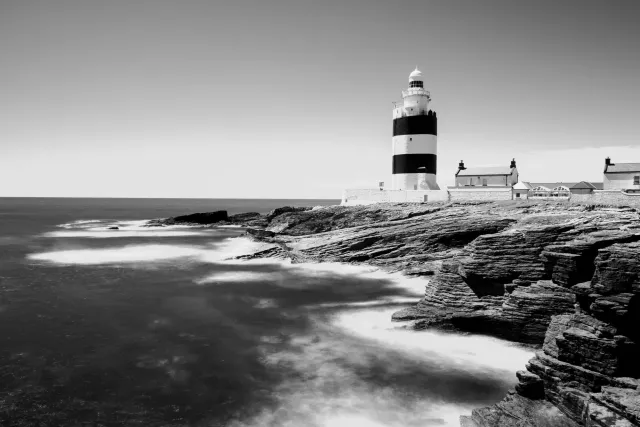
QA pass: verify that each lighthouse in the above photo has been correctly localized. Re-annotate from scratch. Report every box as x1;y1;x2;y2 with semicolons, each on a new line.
391;68;439;190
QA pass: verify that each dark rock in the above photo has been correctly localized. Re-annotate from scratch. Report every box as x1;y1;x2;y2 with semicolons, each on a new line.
540;231;640;288
228;212;261;222
227;212;268;227
266;206;313;221
587;386;640;426
461;391;579;427
515;370;545;399
147;210;229;226
500;281;576;343
391;307;426;321
245;228;276;239
234;246;287;261
266;204;446;236
171;210;228;225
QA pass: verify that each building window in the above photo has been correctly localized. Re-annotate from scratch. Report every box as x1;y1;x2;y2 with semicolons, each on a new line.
516;193;520;198
409;81;423;88
409;138;412;141
634;176;639;185
482;179;487;186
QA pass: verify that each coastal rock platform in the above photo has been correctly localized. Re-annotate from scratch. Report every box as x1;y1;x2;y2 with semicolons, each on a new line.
149;201;640;426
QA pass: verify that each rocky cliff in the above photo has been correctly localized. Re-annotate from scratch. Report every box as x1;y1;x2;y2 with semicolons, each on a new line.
149;201;640;426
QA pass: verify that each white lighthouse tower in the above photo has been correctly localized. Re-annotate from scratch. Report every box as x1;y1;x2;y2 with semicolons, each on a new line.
391;68;439;190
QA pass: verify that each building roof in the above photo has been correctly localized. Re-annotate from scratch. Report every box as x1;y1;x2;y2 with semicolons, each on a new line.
512;182;532;190
524;182;577;190
457;166;515;177
518;181;603;191
571;181;604;190
604;163;640;173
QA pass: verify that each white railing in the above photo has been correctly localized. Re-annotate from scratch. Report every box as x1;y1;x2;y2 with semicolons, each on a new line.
402;88;431;99
393;108;434;118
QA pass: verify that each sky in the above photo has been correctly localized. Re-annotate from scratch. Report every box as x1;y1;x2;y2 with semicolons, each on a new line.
1;0;639;198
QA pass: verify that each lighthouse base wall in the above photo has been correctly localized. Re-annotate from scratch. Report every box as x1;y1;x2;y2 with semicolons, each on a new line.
392;173;439;191
341;189;449;206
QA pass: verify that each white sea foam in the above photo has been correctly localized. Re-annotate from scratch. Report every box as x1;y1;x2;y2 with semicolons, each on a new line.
331;308;533;373
27;244;204;265
43;230;212;238
199;238;282;264
50;218;221;238
26;230;530;425
58;219;103;229
27;235;275;266
224;252;531;427
282;262;426;297
234;312;498;427
253;298;278;309
194;271;284;284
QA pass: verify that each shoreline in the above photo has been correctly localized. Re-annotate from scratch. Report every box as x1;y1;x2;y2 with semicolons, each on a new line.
146;201;640;427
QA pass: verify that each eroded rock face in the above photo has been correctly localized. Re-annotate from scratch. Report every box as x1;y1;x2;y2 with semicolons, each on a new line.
500;281;576;343
251;203;640;426
460;391;578;427
499;239;640;426
159;201;640;426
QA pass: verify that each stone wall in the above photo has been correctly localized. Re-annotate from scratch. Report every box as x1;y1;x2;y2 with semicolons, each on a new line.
449;187;513;201
570;190;640;207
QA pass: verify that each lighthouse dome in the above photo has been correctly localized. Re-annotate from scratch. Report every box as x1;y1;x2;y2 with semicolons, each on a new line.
409;67;423;81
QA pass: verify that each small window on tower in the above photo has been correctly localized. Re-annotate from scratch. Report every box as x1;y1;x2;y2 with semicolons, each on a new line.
635;176;640;185
409;138;412;141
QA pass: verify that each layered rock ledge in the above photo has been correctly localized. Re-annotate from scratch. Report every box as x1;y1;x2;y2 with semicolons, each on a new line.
148;201;640;426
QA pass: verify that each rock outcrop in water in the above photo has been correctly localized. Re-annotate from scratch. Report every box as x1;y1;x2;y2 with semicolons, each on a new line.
147;210;229;225
149;201;640;426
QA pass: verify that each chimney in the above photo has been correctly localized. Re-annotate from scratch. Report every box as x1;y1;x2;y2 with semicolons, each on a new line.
458;160;466;170
510;158;516;168
605;157;611;166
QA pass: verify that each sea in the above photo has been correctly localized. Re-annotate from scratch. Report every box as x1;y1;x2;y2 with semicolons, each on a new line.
0;198;533;427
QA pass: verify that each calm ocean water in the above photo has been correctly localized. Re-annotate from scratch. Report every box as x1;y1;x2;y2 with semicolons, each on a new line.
0;198;532;427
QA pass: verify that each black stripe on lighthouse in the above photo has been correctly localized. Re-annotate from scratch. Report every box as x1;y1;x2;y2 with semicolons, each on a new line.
392;154;437;174
392;115;437;136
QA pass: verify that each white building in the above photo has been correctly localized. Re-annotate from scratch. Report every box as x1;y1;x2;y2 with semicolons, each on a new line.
454;159;519;187
512;181;531;199
391;68;439;190
603;157;640;192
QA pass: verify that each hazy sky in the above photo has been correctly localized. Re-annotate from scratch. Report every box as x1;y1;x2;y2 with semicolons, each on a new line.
1;0;639;198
